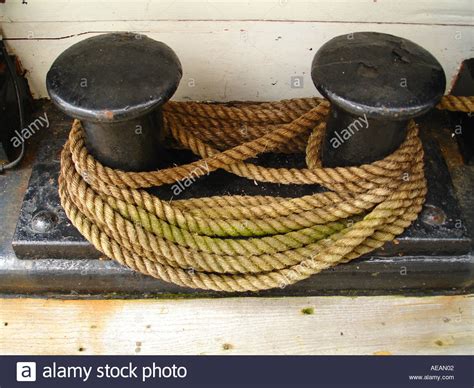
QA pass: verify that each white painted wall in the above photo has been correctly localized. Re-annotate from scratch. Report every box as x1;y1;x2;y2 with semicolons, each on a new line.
1;0;473;100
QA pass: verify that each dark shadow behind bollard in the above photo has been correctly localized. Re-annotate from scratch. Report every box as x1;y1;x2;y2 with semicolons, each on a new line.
311;32;446;167
46;32;182;171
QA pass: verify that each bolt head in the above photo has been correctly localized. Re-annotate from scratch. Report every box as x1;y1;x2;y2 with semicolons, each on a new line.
31;210;58;233
421;204;447;226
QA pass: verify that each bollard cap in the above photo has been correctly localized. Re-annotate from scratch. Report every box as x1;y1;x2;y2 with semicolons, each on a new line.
311;32;446;120
46;32;182;123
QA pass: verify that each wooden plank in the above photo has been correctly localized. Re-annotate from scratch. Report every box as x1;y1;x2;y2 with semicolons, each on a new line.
1;0;472;25
2;21;473;99
0;295;472;355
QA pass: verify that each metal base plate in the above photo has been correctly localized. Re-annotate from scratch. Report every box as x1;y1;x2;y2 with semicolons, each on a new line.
1;103;473;296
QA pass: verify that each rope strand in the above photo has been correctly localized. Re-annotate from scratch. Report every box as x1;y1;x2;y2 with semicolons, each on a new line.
58;95;474;291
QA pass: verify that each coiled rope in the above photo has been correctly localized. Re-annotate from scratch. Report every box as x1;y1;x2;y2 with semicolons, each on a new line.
58;95;474;292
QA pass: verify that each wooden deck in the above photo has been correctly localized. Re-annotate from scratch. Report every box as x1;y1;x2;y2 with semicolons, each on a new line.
0;295;472;355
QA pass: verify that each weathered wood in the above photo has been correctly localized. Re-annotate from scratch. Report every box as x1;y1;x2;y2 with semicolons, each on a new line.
1;0;472;100
1;0;472;24
0;295;472;355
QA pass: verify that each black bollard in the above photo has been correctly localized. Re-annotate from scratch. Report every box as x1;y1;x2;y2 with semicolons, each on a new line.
46;32;182;171
311;32;446;167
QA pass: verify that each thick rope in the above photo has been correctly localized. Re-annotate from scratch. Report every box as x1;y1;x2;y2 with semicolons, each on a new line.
58;95;474;292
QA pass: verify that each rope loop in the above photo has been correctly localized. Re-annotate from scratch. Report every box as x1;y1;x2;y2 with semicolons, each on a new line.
58;95;474;292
